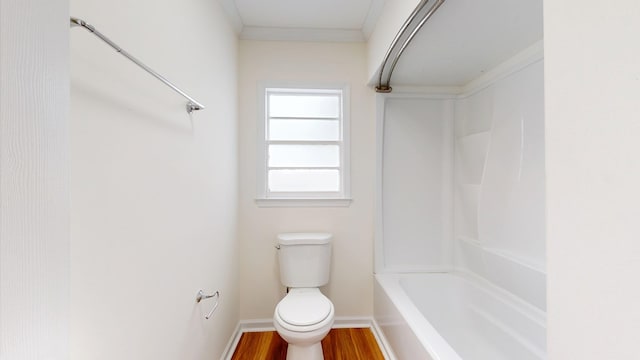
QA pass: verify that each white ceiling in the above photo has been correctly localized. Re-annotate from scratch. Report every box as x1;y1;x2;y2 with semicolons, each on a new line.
220;0;543;87
235;0;373;29
220;0;384;41
390;0;543;86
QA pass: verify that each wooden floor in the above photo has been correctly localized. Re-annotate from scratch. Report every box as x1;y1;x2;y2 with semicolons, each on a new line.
230;328;386;360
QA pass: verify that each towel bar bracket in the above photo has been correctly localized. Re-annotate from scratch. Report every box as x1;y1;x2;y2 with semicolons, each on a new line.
196;290;220;320
186;102;202;114
375;85;393;93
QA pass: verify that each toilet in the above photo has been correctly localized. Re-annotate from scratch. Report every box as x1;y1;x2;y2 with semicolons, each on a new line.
273;233;335;360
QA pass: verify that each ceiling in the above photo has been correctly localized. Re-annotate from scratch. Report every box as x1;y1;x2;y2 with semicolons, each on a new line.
220;0;384;41
220;0;543;87
235;0;374;30
390;0;543;87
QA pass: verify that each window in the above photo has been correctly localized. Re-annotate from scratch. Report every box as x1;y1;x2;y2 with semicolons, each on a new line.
257;85;351;206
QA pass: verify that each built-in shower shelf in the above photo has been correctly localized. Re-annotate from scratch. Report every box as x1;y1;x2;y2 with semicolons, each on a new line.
483;247;546;274
458;236;546;275
458;235;482;246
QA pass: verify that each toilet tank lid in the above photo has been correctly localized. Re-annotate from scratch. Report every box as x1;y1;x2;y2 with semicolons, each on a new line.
277;233;332;245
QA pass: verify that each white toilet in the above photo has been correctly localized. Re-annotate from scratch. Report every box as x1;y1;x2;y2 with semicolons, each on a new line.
273;233;335;360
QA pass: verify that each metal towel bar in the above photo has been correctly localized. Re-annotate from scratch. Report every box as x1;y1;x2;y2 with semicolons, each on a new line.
196;290;220;320
70;17;206;114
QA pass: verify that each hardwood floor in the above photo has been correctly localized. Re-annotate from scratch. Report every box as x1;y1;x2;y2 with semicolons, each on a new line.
230;331;287;360
321;328;386;360
230;328;386;360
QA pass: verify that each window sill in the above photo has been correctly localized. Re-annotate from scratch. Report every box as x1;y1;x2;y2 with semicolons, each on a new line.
254;198;353;208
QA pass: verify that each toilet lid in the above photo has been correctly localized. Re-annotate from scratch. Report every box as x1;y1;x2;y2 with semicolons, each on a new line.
277;291;332;327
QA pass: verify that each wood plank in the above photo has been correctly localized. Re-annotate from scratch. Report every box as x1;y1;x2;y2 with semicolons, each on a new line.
230;331;287;360
230;328;385;360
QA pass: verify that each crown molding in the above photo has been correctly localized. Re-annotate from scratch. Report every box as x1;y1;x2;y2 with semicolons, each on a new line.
362;0;385;39
240;26;366;42
218;0;383;42
217;0;244;33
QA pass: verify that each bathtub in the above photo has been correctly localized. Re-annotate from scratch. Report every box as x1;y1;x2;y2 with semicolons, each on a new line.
374;272;546;360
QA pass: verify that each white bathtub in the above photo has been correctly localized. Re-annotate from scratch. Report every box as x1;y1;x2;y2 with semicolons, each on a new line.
374;273;546;360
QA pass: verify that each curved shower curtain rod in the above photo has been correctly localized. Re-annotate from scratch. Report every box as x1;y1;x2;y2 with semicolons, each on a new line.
375;0;445;93
70;17;205;114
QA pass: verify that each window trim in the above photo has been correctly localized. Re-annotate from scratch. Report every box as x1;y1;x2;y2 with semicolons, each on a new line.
256;83;351;207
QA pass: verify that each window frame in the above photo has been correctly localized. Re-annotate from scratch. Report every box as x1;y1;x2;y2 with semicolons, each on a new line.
256;83;351;207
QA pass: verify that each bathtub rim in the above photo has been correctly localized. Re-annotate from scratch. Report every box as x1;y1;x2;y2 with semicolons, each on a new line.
375;270;547;360
375;272;463;360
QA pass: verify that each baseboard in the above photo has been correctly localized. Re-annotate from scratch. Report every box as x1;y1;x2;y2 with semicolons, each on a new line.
220;317;395;360
220;319;272;360
333;316;375;329
220;322;242;360
370;318;398;360
236;318;275;332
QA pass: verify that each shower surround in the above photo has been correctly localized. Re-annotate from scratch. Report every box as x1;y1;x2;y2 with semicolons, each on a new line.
374;49;546;359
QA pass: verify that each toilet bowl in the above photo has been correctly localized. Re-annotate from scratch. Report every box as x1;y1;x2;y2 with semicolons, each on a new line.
273;288;335;360
273;233;334;360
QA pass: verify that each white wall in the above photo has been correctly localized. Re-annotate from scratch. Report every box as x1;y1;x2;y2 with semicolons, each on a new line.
0;1;69;359
69;1;239;359
545;1;640;358
454;60;546;310
238;40;376;319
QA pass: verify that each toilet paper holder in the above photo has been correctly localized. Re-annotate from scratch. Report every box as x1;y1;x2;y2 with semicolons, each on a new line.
196;289;220;320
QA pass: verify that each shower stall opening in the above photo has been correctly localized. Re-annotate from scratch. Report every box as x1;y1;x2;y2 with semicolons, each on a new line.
371;1;545;359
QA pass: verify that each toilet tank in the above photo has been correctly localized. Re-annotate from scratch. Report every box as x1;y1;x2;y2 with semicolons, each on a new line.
277;233;332;288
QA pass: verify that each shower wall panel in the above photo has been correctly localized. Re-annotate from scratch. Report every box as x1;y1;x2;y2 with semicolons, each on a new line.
381;98;454;272
454;60;546;310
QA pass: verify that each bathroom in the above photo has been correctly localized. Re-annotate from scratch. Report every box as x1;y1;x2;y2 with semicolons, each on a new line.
2;0;640;360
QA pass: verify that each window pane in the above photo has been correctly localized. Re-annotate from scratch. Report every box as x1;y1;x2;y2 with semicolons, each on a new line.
269;145;339;167
269;94;340;118
269;169;340;192
269;119;339;141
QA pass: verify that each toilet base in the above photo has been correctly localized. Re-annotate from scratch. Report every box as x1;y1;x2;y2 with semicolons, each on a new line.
286;342;324;360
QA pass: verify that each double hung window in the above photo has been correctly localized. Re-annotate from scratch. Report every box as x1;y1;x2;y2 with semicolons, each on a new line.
257;85;350;205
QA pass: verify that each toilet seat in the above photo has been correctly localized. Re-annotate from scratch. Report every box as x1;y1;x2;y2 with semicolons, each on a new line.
275;288;333;332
